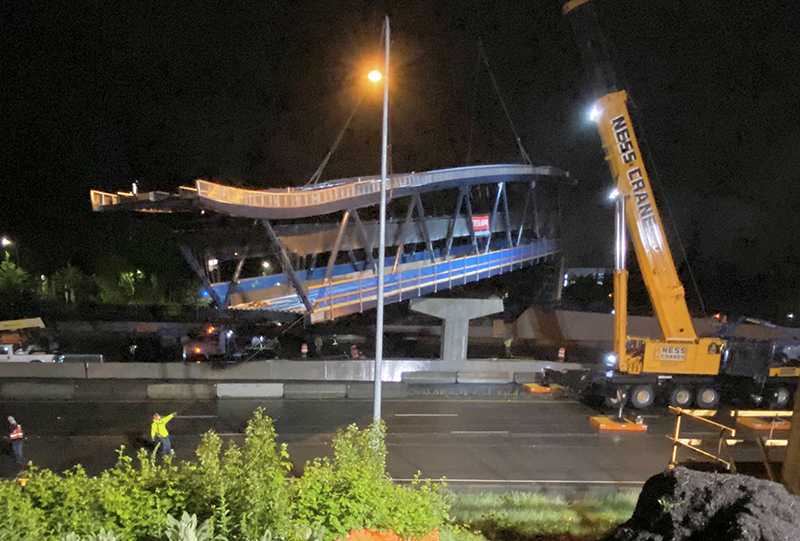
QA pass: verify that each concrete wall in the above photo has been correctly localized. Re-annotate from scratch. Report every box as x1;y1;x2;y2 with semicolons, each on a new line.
0;358;581;382
512;308;722;347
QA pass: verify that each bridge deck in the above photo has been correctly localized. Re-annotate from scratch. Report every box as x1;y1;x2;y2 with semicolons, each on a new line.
218;239;556;322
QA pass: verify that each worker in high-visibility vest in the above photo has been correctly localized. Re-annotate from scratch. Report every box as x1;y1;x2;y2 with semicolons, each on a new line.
7;416;24;465
151;412;177;457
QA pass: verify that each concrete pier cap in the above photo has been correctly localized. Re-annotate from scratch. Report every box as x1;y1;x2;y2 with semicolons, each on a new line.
410;297;504;363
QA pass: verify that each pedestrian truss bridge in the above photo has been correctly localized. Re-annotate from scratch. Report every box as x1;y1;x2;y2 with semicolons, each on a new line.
91;163;573;323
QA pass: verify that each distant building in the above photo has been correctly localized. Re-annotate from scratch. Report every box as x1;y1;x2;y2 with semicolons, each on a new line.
562;267;612;288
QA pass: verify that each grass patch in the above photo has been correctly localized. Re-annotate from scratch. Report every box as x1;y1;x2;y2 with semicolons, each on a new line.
448;491;636;541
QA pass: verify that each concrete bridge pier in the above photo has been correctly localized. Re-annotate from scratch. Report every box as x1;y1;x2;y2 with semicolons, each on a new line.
410;297;504;363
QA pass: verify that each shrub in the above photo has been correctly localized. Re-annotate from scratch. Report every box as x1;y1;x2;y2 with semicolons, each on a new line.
189;407;292;541
0;479;48;540
0;411;449;541
289;421;449;541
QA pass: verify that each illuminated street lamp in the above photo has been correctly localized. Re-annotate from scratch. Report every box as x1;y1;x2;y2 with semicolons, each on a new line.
369;16;390;422
0;236;11;248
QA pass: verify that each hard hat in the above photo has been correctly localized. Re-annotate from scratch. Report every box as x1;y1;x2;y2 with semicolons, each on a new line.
153;413;161;420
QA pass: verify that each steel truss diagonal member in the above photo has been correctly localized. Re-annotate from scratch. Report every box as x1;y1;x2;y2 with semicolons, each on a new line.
222;220;258;308
444;188;465;260
462;187;479;254
260;220;313;313
516;182;534;246
501;182;513;247
325;210;351;282
392;196;417;273
179;244;225;310
351;209;377;273
412;193;436;264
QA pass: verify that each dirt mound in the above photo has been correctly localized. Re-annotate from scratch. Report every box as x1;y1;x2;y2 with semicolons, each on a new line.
603;466;800;541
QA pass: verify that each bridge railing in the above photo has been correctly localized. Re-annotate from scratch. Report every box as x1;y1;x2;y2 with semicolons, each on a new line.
307;239;556;322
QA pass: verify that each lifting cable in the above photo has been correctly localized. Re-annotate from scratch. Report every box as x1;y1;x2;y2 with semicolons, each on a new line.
306;98;362;186
628;99;708;317
477;39;532;165
591;5;708;317
308;20;391;186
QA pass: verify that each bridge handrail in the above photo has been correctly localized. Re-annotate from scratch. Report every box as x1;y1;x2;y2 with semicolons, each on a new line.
195;164;568;219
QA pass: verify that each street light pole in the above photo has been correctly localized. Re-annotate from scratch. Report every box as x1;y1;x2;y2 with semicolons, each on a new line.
374;15;389;421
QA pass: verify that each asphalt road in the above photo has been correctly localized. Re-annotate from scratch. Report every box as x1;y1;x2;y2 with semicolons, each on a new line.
0;396;710;488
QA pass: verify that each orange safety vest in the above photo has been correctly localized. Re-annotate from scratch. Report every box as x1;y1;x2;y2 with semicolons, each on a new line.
9;425;23;440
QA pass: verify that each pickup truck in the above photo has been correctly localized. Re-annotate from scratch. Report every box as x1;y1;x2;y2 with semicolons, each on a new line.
0;344;57;363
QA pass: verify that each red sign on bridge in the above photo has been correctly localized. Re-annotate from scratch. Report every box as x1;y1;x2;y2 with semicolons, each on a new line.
472;215;491;236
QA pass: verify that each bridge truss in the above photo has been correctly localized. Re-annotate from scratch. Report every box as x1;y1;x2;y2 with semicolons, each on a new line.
91;164;574;323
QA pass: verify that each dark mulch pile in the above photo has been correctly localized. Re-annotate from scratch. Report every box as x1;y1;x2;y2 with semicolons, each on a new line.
602;466;800;541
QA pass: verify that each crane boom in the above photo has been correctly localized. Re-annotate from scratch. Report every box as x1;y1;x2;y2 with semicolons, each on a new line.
551;0;799;412
596;91;695;342
564;0;724;377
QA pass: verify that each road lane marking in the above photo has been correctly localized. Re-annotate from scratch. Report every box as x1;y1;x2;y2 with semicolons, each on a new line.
395;413;458;417
451;430;509;434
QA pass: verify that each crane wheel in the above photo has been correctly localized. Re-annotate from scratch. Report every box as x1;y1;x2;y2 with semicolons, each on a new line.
630;385;655;409
695;387;720;409
603;387;628;408
669;386;693;408
767;386;791;410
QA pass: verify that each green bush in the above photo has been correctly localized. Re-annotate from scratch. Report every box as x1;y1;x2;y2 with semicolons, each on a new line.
20;447;190;540
290;422;449;541
189;408;292;541
0;411;449;541
0;479;48;540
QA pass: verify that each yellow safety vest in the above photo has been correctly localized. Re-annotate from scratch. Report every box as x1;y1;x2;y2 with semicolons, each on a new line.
151;414;174;439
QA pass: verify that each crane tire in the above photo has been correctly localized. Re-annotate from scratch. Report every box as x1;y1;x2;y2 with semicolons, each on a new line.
767;386;791;410
695;387;720;409
630;385;655;409
603;387;628;408
669;386;693;408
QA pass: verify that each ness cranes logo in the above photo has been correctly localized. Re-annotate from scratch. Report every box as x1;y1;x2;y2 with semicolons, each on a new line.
658;346;687;361
610;115;655;228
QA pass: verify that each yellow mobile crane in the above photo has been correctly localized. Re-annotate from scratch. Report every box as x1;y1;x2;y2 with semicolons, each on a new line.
559;0;799;409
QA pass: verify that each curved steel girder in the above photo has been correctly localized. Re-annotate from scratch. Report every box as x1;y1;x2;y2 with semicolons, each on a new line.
194;164;571;220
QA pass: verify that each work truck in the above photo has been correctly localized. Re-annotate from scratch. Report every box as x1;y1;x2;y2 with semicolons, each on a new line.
0;344;58;363
547;0;799;409
0;318;58;362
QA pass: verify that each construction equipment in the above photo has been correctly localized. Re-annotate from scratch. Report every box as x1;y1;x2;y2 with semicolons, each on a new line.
668;407;791;481
552;0;798;409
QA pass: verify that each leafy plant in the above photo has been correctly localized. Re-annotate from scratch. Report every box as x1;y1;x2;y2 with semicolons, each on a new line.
164;512;215;541
0;411;451;541
188;408;292;541
290;421;449;541
62;528;120;541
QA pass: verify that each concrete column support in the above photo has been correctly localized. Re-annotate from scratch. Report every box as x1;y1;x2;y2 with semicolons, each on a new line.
410;297;504;363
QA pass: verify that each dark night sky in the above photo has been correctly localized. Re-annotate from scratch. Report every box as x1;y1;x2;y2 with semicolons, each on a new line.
2;0;800;317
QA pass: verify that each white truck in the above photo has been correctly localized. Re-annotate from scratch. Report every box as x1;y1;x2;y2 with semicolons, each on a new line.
0;344;57;363
0;318;58;363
